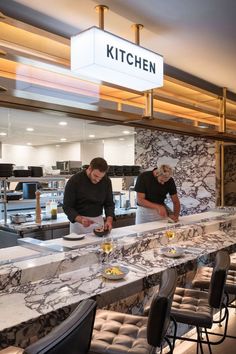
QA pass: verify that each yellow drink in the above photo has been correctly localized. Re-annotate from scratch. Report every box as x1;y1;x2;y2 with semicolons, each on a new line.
165;230;175;240
101;242;113;254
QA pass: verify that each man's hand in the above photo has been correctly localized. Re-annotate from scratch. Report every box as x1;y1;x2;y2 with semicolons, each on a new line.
104;216;113;231
156;204;168;218
75;215;94;227
169;214;179;223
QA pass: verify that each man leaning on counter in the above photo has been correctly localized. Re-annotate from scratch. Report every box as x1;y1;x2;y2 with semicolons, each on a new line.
135;164;180;224
63;157;115;235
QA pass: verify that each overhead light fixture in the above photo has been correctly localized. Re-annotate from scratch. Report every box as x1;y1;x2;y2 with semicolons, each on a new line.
27;142;32;146
0;132;7;136
123;130;130;135
71;26;163;92
59;121;68;126
89;134;95;138
60;138;67;141
26;127;34;132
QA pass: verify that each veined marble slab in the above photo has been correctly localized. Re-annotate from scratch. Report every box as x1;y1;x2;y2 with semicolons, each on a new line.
0;210;232;288
0;209;236;348
0;246;40;262
0;226;236;340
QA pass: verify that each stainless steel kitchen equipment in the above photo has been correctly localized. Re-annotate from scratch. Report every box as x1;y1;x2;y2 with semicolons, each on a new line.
9;213;33;224
56;161;82;174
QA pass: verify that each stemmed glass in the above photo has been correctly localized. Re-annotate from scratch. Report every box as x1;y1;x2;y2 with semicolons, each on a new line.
100;234;114;265
165;230;175;245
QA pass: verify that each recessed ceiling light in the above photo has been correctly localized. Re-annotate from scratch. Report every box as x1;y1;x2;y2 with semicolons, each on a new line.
26;127;34;132
27;142;32;146
0;132;7;136
119;138;125;141
89;134;95;138
123;130;130;135
60;138;67;141
59;121;68;126
55;144;60;147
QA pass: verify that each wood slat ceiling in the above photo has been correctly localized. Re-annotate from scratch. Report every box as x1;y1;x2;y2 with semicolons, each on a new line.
1;16;236;141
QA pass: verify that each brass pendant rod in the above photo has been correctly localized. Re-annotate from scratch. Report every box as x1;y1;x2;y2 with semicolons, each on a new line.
144;90;153;118
95;5;109;30
219;87;227;133
131;23;154;119
131;24;143;46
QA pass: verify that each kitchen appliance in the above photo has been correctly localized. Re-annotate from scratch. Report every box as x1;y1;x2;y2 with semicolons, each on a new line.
28;166;43;177
10;213;33;224
0;191;23;201
13;169;31;177
0;163;14;177
56;160;82;174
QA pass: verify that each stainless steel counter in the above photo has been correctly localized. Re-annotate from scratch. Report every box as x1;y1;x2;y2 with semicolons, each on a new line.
0;209;136;239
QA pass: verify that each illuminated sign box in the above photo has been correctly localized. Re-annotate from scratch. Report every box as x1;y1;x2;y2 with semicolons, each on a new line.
71;26;163;92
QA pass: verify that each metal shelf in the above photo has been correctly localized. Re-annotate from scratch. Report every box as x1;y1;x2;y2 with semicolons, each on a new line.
0;176;67;225
7;176;69;182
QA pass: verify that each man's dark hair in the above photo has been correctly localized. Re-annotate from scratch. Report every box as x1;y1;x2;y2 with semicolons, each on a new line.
90;157;108;172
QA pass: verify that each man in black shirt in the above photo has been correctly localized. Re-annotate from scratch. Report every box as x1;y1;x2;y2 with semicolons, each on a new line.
63;157;115;234
134;164;180;224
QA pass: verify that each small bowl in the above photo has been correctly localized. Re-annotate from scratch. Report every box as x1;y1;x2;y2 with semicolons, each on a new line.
93;227;109;237
102;265;129;280
160;246;184;258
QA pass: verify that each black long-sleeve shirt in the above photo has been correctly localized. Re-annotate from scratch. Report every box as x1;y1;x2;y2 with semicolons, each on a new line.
63;170;115;223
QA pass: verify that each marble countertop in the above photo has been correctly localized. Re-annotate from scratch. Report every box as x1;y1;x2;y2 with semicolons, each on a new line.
0;209;236;347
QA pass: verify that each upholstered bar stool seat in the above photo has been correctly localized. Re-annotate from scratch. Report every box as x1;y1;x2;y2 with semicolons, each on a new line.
171;287;213;328
0;348;23;354
192;266;236;295
90;310;153;354
89;268;177;354
229;252;236;270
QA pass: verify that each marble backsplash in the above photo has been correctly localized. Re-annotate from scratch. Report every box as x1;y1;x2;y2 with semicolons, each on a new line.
135;129;216;215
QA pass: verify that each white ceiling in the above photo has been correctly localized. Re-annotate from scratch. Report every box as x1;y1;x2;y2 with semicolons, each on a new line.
0;0;236;145
0;107;135;146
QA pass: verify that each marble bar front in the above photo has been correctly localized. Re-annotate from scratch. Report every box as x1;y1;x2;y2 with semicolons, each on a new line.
0;209;236;349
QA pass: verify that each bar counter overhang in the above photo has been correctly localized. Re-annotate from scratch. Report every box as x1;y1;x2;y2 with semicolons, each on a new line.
0;208;236;348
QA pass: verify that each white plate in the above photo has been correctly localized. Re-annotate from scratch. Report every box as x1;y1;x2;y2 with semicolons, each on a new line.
160;246;184;258
63;233;85;241
102;265;129;280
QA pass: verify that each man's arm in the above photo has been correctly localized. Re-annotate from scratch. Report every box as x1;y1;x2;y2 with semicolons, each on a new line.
63;177;79;223
137;192;168;218
104;178;115;231
169;193;181;222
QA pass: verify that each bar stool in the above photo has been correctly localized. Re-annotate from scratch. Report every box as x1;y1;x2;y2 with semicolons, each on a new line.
0;299;97;354
170;250;230;354
89;268;177;354
192;251;236;339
